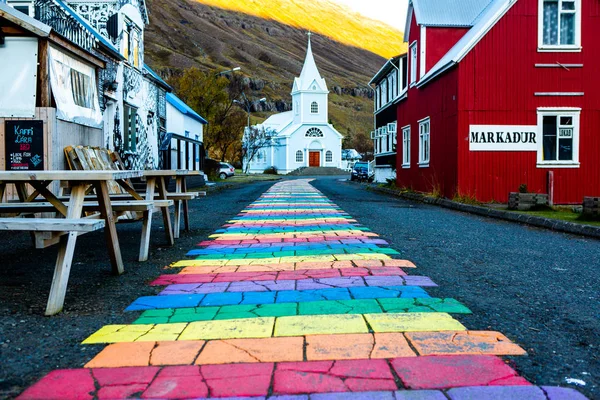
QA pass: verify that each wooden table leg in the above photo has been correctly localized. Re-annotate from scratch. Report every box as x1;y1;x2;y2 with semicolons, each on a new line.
93;180;125;275
182;178;190;232
45;184;86;316
173;177;183;239
157;177;174;246
0;182;5;203
138;177;156;262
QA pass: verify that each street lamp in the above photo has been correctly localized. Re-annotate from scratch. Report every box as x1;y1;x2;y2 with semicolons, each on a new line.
234;93;267;130
216;67;241;76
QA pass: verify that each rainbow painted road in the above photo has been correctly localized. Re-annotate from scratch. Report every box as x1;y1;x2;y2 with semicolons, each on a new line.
19;180;587;399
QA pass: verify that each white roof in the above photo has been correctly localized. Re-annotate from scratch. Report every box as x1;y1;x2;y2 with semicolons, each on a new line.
262;111;293;130
293;34;328;93
412;0;493;27
417;0;515;87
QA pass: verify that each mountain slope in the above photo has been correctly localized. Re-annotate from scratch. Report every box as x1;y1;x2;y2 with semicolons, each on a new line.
190;0;406;58
144;0;399;152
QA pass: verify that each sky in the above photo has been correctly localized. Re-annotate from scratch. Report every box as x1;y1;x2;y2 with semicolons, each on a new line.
333;0;409;31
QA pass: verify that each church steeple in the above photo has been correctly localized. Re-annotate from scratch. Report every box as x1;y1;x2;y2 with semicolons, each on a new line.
293;32;328;93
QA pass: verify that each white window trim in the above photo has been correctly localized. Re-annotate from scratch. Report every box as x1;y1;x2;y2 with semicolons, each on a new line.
409;41;418;87
420;26;427;78
537;0;582;52
536;107;581;168
295;150;304;163
402;125;411;168
418;117;430;167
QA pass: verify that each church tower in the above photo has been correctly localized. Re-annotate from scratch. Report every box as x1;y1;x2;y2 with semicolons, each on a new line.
292;33;329;125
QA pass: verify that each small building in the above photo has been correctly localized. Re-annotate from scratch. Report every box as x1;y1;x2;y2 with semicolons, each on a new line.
369;55;408;183
396;0;600;204
244;34;343;174
165;92;207;173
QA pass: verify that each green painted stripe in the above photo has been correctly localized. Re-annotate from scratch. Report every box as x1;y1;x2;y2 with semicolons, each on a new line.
132;298;471;325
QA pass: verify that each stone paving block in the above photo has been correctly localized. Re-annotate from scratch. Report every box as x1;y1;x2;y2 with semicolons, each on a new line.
272;359;397;395
275;288;352;303
274;314;369;336
179;317;275;341
365;313;466;333
85;341;205;368
196;337;304;365
17;369;96;400
299;298;382;315
350;286;431;299
305;333;415;360
126;294;205;311
446;385;548;399
541;386;590;399
202;363;274;397
406;331;527;356
378;298;471;314
391;355;530;389
83;323;188;344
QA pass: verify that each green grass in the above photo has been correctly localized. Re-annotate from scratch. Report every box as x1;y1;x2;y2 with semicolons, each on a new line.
515;208;600;227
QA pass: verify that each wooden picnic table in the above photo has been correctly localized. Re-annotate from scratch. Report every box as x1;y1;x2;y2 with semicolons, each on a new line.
0;170;143;315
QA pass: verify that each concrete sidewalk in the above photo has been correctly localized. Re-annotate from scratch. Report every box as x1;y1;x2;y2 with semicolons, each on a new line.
17;179;587;399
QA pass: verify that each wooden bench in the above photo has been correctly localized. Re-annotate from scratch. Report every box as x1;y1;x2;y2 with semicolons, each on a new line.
0;217;106;315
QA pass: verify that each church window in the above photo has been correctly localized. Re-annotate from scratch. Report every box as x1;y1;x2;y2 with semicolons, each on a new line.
326;150;333;162
312;85;317;90
296;150;304;163
311;102;319;114
305;127;324;137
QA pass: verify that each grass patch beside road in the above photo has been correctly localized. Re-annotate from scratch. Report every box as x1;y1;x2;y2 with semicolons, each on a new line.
514;208;600;227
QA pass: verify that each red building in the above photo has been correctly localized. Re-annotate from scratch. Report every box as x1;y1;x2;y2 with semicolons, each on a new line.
396;0;599;204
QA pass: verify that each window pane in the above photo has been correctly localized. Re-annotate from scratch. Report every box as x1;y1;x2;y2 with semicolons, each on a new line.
560;116;573;125
558;138;573;160
560;13;575;45
562;1;575;11
543;1;559;45
542;116;557;161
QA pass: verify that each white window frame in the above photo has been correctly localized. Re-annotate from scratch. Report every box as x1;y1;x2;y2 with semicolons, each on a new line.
325;150;333;163
310;101;319;114
402;125;411;168
7;1;34;17
418;117;430;167
410;41;418;86
536;107;581;168
420;26;427;78
538;0;582;52
296;150;304;163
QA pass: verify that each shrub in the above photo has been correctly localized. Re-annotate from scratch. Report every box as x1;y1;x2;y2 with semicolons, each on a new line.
518;184;528;193
264;166;278;175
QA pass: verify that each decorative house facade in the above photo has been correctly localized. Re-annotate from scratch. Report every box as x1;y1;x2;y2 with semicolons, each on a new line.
0;0;199;177
395;0;600;204
244;35;343;174
369;55;408;183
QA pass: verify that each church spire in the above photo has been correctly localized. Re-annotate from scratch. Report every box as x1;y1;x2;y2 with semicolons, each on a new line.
296;31;326;91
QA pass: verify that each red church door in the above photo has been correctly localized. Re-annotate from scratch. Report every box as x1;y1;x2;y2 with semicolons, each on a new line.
309;151;321;167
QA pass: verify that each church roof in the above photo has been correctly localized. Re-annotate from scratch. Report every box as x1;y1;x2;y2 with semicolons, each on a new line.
262;111;293;130
293;34;328;93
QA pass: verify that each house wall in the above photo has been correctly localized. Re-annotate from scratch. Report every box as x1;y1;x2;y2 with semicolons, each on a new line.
456;0;600;203
396;13;460;197
425;27;469;72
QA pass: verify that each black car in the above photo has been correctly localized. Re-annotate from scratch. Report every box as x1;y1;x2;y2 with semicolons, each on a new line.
350;162;373;182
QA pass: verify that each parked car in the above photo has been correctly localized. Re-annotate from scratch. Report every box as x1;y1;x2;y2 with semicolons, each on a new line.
350;162;374;182
219;163;235;179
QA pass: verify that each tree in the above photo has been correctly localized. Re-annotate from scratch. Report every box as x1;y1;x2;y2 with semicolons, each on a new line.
242;126;275;173
170;68;247;162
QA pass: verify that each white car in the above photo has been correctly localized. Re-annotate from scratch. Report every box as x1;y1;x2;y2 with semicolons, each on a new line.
219;163;235;180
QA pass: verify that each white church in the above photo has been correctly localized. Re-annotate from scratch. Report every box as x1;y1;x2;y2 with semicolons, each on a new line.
244;34;343;174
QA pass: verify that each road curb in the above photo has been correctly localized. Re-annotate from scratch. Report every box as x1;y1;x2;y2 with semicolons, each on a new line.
352;182;600;240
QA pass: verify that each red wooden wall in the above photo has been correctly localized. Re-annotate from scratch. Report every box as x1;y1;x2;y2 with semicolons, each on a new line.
425;27;469;71
457;0;600;203
396;0;600;204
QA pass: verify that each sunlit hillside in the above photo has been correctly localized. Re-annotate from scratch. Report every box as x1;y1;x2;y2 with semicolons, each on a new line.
194;0;407;58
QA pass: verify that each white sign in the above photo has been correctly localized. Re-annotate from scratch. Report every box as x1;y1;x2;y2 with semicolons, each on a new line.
469;125;539;151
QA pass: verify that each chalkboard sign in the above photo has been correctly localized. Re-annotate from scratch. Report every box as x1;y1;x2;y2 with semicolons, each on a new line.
5;120;44;171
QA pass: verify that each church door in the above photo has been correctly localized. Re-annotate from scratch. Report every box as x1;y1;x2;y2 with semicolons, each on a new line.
309;151;321;167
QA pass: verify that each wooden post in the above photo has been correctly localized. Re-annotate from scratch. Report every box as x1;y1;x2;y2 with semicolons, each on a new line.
138;177;155;261
37;40;51;108
548;171;555;207
93;180;125;275
45;184;86;316
182;177;190;231
173;177;183;239
156;176;174;245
